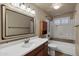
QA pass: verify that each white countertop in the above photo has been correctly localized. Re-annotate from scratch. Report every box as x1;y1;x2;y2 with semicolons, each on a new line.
0;37;48;56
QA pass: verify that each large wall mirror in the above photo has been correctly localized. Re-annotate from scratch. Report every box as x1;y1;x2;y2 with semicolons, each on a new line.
2;5;35;40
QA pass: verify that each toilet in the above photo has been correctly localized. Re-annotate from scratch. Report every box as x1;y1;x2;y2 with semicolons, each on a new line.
48;43;57;56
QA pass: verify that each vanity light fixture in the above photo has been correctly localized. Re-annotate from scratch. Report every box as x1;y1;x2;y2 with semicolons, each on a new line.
11;3;36;15
52;3;62;10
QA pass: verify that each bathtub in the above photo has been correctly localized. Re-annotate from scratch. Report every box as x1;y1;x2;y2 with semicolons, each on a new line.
48;40;76;56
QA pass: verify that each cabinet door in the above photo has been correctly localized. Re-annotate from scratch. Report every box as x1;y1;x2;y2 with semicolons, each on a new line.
36;50;44;56
43;43;48;56
24;42;48;56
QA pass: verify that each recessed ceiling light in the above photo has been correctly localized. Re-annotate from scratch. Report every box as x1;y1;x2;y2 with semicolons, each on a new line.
52;3;62;10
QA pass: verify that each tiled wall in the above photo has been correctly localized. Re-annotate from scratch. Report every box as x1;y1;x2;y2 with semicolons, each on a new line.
50;12;75;40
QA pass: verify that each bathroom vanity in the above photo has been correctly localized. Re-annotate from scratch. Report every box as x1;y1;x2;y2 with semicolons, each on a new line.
0;5;48;56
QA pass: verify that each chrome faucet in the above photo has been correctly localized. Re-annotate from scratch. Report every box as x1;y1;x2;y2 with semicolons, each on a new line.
24;38;30;44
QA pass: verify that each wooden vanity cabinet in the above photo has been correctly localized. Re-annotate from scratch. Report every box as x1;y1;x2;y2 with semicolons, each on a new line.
24;42;48;56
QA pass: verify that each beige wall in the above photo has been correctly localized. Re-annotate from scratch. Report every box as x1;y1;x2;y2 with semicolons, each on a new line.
30;4;50;36
74;4;79;26
74;3;79;55
0;5;1;40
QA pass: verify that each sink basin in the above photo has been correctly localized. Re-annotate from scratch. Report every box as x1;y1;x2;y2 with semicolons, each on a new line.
21;38;40;48
21;42;35;48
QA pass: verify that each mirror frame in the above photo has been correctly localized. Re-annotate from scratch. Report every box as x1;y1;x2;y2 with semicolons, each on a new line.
1;5;35;40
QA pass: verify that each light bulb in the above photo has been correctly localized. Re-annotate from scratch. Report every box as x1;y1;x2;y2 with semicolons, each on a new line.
20;4;26;10
31;10;35;15
26;7;31;12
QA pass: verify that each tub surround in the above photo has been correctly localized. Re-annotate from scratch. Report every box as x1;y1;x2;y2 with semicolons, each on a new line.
49;38;75;44
0;37;48;56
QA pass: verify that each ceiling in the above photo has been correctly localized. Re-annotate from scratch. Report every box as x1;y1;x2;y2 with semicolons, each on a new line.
34;3;76;17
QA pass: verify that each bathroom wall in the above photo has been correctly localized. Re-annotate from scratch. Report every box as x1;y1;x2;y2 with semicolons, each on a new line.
0;5;1;40
50;12;75;40
74;3;79;55
74;4;79;26
29;4;51;36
